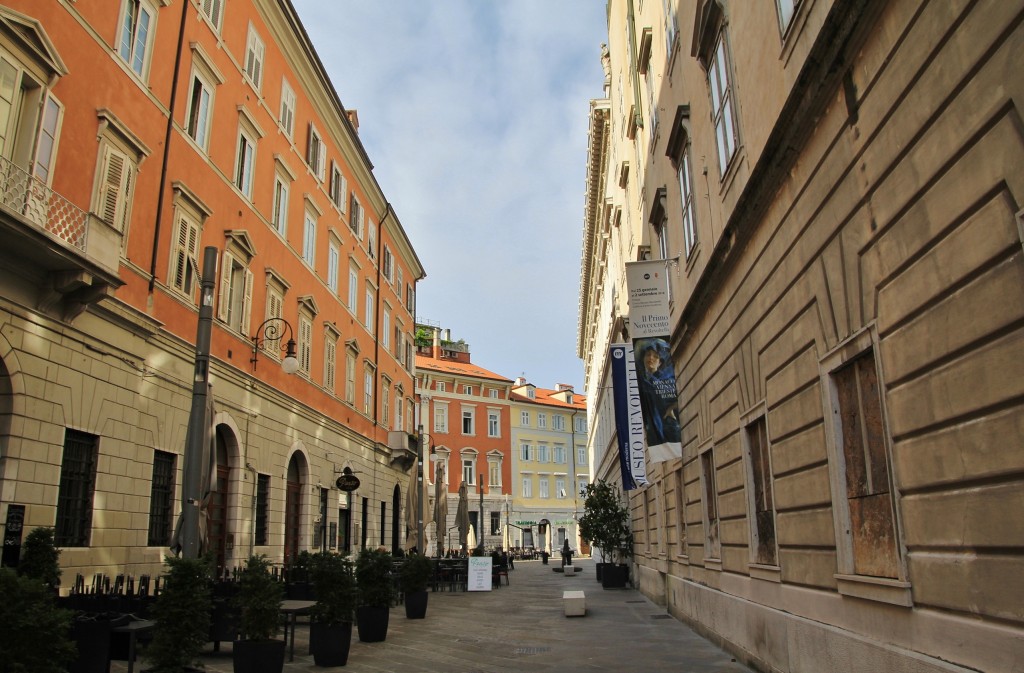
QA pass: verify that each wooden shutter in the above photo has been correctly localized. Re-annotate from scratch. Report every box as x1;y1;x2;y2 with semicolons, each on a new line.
217;250;234;322
240;268;253;335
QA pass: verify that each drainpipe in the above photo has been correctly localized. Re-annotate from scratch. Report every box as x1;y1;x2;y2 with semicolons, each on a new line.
148;0;190;293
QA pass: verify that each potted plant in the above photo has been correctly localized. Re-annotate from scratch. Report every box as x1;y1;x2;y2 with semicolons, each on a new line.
578;480;633;588
285;550;315;599
233;555;285;673
144;555;212;672
308;552;356;667
398;552;434;619
17;527;62;592
354;548;394;642
0;568;76;673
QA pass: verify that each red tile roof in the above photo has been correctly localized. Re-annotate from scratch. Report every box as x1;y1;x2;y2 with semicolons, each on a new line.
415;355;513;382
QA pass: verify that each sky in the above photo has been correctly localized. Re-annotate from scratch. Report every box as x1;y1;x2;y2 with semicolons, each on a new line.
290;1;609;391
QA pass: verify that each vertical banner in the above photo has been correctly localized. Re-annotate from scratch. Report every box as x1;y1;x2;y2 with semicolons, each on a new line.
610;343;647;490
625;261;683;463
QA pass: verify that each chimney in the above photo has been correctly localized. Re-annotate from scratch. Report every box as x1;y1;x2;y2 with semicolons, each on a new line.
556;383;573;392
514;377;526;387
345;109;359;133
433;327;441;359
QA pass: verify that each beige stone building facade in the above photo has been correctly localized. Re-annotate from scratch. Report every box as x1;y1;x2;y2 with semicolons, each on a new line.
578;1;1024;672
0;0;424;586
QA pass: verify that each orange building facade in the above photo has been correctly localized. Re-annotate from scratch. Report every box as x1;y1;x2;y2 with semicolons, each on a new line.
414;327;513;555
0;0;424;585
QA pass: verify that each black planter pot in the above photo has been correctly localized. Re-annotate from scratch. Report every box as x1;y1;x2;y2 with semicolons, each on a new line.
356;605;390;642
310;621;352;667
232;639;285;673
601;563;629;589
404;590;429;619
595;562;607;581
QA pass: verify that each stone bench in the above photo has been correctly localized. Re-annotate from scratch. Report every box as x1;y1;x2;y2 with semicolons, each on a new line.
563;565;576;576
563;590;586;617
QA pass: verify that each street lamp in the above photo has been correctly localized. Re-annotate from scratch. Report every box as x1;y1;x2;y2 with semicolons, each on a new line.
478;471;485;554
250;317;300;373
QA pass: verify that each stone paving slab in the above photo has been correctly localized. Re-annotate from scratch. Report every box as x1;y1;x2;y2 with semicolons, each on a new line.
111;557;754;672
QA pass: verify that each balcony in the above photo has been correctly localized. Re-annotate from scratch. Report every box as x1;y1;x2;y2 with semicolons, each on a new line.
0;156;123;321
388;430;418;470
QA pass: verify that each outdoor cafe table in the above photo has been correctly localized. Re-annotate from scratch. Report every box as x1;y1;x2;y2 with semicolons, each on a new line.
280;599;315;662
111;618;155;673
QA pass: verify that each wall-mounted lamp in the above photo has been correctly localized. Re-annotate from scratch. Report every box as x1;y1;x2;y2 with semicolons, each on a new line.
251;317;299;373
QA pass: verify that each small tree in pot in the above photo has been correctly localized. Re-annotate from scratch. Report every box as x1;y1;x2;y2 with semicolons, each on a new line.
145;555;212;672
398;553;434;619
308;552;356;667
233;555;285;673
578;480;633;587
354;548;394;642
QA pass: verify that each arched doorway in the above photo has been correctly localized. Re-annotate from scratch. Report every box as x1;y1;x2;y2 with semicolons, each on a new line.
391;485;401;553
208;425;234;578
284;452;308;565
538;518;551;554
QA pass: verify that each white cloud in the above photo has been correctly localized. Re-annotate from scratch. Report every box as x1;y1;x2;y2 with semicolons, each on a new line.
293;0;607;389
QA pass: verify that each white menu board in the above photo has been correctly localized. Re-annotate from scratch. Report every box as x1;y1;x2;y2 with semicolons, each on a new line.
467;556;493;592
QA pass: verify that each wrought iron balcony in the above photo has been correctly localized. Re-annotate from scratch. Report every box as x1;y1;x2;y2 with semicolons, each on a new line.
0;155;123;321
0;156;88;250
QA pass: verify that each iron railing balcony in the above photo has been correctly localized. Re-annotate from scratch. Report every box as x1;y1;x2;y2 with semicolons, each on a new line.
0;155;123;321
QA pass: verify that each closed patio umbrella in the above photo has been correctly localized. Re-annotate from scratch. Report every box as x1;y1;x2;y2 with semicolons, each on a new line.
456;481;469;554
404;465;420;552
433;461;448;556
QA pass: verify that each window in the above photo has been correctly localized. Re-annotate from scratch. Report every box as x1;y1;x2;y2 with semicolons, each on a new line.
185;70;214;150
381;382;390;428
55;429;98;547
539;478;549;499
396;267;404;303
324;332;337;393
522;478;532;498
349;194;362;237
744;414;777;566
216;250;253;334
490;511;501;536
824;343;903;581
255;474;270;545
489;461;501;488
521;411;530;426
382;246;394;283
261;281;284;360
436;382;446;393
678;143;697;257
363;366;373;414
95;143;136;235
199;0;224;31
302;210;316;266
674;465;687;556
345;350;356;403
556;478;566;499
366;218;376;256
575;416;587;433
306;123;325;181
488;411;500;437
271;174;289;236
777;0;800;33
279;79;295;137
577;478;588;499
463;457;476;485
553;445;565;464
577;445;587;466
406;283;415;310
663;0;678;54
298;313;312;375
463;385;473;396
382;309;390;348
147;450;175;546
462;408;475;435
395;392;404;431
169;210;200;298
552;415;565;431
348;262;358;310
234;125;256;199
329;161;346;210
489;389;499;399
243;24;265;91
537;444;549;463
118;0;156;78
537;413;547;429
708;33;739;177
364;284;375;330
433;403;448;433
327;240;340;293
700;445;720;559
521;443;531;461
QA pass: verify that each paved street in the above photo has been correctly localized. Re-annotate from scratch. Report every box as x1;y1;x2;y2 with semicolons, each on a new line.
112;557;753;673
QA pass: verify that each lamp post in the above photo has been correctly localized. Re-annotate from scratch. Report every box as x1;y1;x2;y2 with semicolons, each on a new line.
416;425;424;554
179;246;218;559
250;317;300;373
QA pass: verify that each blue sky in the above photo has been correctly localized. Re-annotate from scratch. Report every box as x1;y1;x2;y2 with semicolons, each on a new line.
291;1;609;391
